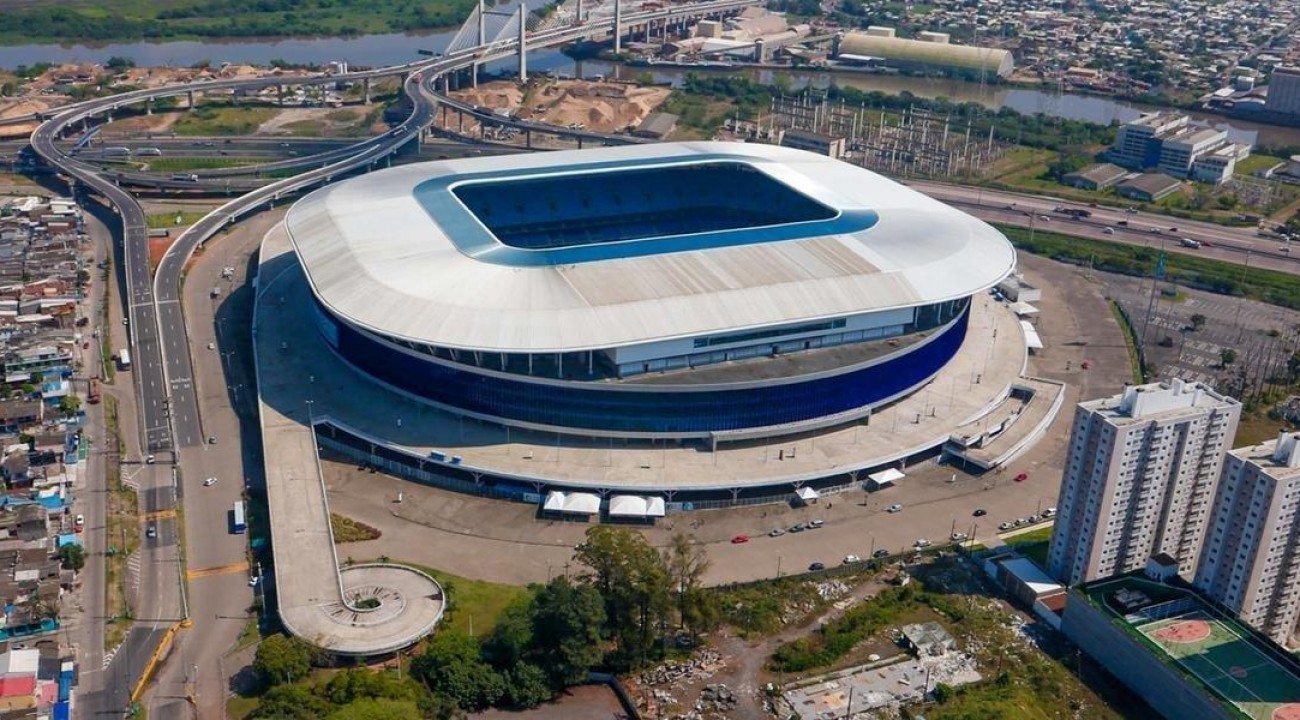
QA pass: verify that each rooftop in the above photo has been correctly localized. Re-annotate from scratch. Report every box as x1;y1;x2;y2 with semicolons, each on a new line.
1083;379;1238;423
284;142;1016;354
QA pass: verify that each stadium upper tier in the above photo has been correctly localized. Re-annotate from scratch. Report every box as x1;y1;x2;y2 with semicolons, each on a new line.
285;142;1016;356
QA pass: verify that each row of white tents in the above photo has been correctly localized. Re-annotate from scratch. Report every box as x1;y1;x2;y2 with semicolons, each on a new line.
542;490;666;518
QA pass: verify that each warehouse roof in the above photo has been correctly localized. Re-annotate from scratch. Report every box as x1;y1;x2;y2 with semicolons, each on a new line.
285;142;1016;353
837;32;1014;75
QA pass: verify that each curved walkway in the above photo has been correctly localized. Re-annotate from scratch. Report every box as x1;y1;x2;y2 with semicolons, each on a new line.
255;222;443;656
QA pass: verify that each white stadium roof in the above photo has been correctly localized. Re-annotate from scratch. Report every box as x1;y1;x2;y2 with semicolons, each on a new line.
285;142;1016;354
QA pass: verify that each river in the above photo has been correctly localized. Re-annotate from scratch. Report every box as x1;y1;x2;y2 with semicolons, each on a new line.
6;30;1300;149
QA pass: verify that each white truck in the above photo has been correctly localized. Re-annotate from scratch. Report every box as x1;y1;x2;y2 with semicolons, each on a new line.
1180;238;1202;249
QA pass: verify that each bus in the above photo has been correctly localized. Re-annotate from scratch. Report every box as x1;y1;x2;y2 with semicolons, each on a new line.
117;349;131;371
232;501;247;534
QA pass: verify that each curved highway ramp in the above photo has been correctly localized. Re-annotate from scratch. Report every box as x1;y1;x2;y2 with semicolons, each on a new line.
254;222;444;656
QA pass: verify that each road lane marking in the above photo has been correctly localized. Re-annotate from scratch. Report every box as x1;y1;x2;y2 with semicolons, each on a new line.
186;561;249;579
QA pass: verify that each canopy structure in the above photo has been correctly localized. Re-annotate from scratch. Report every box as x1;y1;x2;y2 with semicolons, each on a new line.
609;495;649;517
562;492;601;515
795;486;820;502
867;468;905;489
609;495;668;518
1010;301;1039;317
1020;320;1044;351
542;491;567;512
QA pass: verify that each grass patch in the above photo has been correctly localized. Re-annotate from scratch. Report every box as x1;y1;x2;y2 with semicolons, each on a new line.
145;156;262;171
390;562;524;637
1004;526;1054;568
325;109;359;122
1108;300;1146;384
226;694;259;720
1236;408;1297;447
658;91;742;140
329;513;380;544
715;574;840;638
145;211;209;229
999;223;1300;311
1236;154;1287;176
277;119;325;137
103;396;140;651
173;105;277;136
98;261;115;384
235;614;261;651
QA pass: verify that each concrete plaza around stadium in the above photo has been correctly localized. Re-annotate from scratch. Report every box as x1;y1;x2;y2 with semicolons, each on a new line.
258;221;1040;495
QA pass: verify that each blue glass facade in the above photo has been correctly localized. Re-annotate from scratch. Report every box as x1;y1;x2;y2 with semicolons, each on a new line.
317;303;969;436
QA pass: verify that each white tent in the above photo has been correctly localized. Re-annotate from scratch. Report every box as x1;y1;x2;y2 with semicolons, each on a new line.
562;492;602;515
795;486;820;502
609;495;649;517
646;496;666;517
1020;320;1044;351
542;491;567;512
867;468;905;489
1010;301;1039;317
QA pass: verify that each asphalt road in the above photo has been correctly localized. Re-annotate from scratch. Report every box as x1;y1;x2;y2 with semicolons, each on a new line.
911;180;1300;275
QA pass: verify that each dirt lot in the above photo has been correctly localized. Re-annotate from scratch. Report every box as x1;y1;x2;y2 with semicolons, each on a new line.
452;79;671;134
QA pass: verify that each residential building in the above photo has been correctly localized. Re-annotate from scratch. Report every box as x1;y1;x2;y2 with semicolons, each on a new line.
1117;173;1183;202
1266;66;1300;117
1157;127;1228;178
1046;380;1241;587
1195;431;1300;644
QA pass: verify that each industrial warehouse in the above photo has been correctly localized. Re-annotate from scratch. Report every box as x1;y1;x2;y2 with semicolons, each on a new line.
258;142;1057;512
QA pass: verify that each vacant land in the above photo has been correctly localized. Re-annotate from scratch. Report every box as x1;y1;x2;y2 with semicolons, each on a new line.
0;0;477;45
173;105;278;136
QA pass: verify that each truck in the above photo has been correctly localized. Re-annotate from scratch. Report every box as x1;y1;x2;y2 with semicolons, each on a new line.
1052;206;1092;219
148;228;170;238
117;349;131;370
232;501;247;534
1180;238;1202;249
103;147;132;157
171;174;199;182
210;286;222;298
88;378;101;404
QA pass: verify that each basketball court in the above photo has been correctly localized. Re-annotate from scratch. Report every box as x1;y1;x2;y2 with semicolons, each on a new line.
1136;605;1300;720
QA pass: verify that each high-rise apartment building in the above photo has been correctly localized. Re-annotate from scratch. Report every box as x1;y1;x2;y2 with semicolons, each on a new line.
1265;66;1300;117
1047;380;1241;587
1195;432;1300;644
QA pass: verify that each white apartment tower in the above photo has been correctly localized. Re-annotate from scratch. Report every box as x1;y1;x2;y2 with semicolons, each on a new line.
1195;432;1300;645
1047;380;1241;587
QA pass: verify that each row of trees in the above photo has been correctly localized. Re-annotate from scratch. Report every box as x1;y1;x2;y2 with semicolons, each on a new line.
251;528;721;716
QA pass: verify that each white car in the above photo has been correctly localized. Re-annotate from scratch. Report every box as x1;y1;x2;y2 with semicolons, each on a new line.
887;504;903;513
950;532;968;542
203;477;217;486
207;342;215;350
843;555;861;564
914;538;932;548
808;519;824;528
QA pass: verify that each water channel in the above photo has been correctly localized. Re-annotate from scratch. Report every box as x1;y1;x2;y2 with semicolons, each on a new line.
5;29;1300;148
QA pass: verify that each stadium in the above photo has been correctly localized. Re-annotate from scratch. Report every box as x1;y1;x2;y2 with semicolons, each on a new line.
283;142;1017;447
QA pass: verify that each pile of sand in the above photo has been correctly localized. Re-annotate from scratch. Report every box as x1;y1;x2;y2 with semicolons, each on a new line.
451;85;525;112
452;80;671;134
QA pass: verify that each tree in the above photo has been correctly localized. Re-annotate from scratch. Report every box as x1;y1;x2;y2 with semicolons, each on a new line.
59;543;85;571
252;634;315;686
326;698;422;720
663;533;717;640
529;577;605;687
104;56;135;72
1190;313;1207;331
1221;348;1237;367
412;631;504;711
249;684;331;719
502;662;553;709
574;526;671;669
484;595;533;670
59;395;81;416
321;668;419;705
1287;349;1300;382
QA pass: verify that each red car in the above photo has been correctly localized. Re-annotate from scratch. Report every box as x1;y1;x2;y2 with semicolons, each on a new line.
1014;472;1029;483
730;534;750;544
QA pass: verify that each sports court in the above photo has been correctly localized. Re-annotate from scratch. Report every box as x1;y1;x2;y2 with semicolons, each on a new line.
1130;597;1300;720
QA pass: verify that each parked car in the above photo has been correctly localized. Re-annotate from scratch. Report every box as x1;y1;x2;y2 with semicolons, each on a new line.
808;562;826;571
74;514;85;531
730;534;749;544
1043;507;1057;518
950;532;968;542
843;555;861;564
1014;472;1029;482
973;508;987;517
146;524;157;539
887;504;903;513
808;519;824;529
789;523;807;533
203;477;217;487
873;549;891;559
914;538;932;548
768;528;785;537
999;522;1013;531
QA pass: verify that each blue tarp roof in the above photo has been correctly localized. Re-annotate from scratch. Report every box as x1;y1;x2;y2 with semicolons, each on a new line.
37;495;65;510
57;534;80;548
